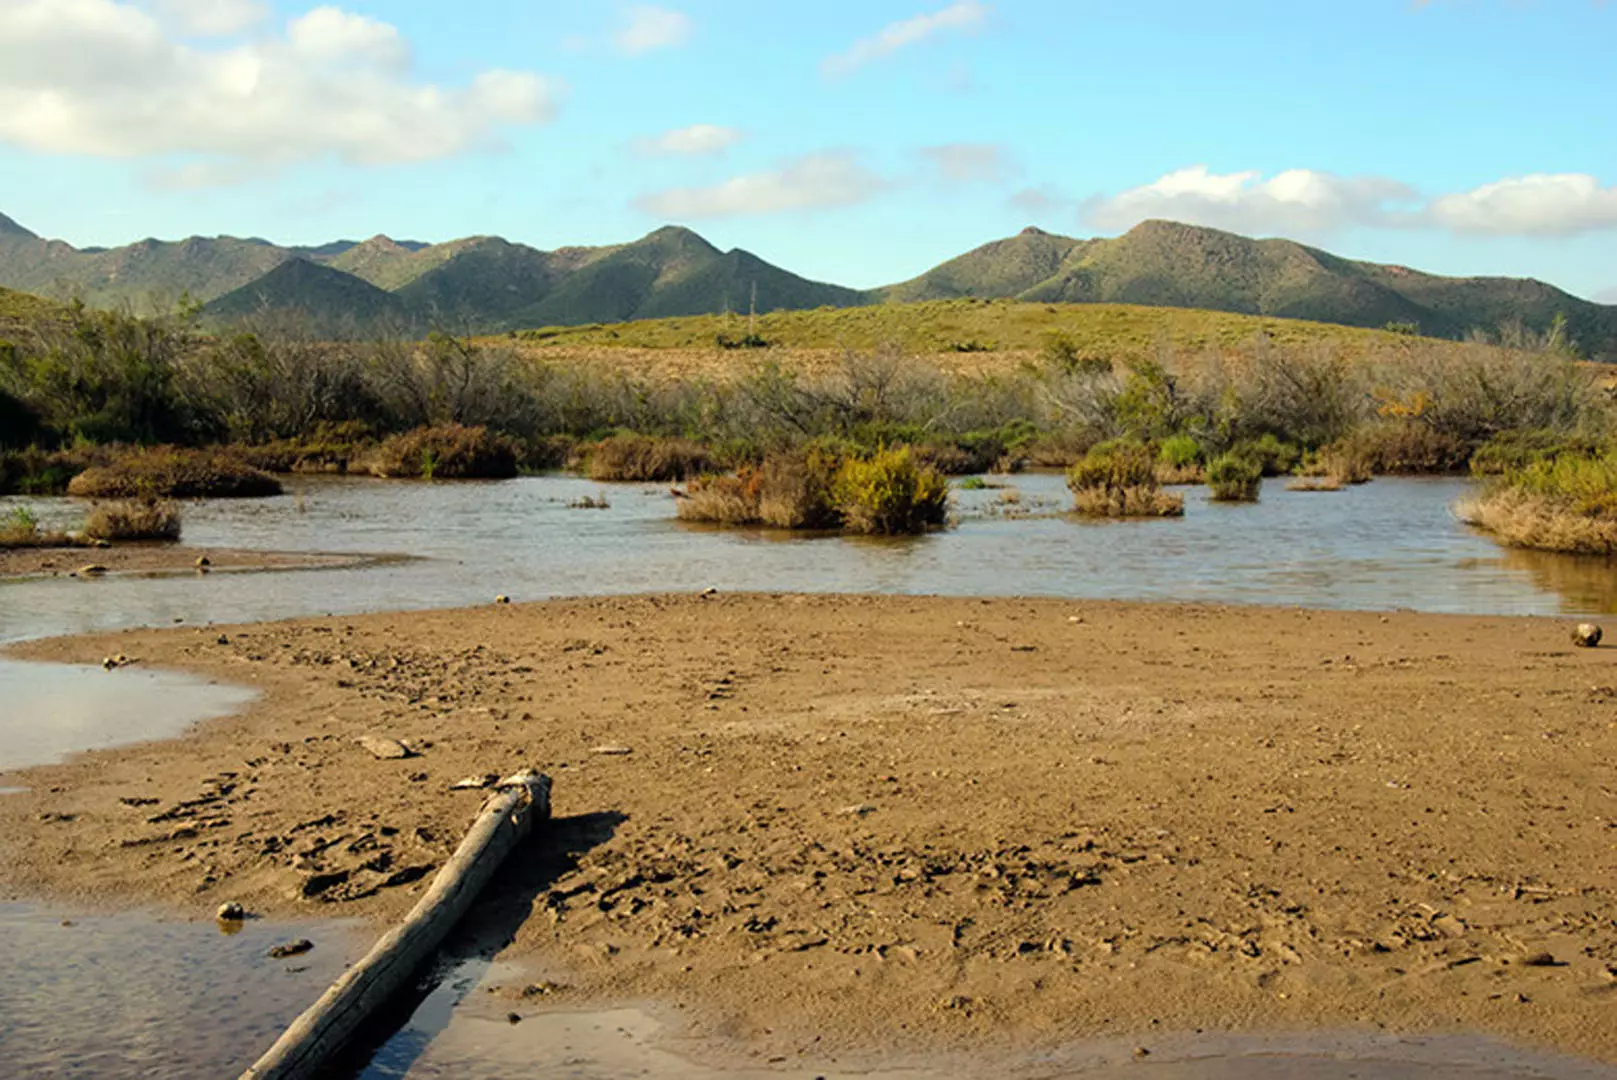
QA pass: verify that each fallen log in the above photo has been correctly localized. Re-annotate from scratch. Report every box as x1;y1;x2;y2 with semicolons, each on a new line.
239;770;552;1080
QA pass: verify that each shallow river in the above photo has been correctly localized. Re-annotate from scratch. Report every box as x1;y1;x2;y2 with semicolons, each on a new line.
4;473;1616;1078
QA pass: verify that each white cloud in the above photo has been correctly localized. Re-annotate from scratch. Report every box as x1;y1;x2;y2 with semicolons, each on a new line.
637;124;743;157
153;0;265;36
1595;286;1617;305
614;5;692;55
636;151;888;219
919;142;1015;184
0;0;562;178
1083;165;1418;235
1427;174;1617;236
823;1;989;78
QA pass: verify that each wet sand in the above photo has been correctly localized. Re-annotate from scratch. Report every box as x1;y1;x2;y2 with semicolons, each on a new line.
0;544;390;580
2;593;1615;1064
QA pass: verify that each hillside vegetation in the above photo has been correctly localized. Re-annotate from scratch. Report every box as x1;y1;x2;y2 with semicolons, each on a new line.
515;298;1425;363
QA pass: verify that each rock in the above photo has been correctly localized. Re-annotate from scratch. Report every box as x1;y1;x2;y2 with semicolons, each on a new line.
450;774;499;790
838;803;877;817
356;735;415;760
101;654;135;671
1573;623;1603;648
590;745;633;756
506;1012;522;1025
495;595;511;605
216;901;246;921
267;939;314;959
699;587;718;597
195;556;211;568
77;565;109;577
1520;951;1558;967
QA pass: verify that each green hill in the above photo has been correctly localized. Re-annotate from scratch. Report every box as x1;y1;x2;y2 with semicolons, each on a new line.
508;227;867;328
886;220;1617;359
883;227;1088;302
201;258;416;338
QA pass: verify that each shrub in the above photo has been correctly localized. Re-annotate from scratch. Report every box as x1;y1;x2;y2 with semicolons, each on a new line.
833;446;950;535
1206;452;1263;502
1469;430;1604;477
759;448;842;529
1066;442;1184;518
363;424;518;480
83;499;182;541
1332;422;1470;475
677;475;760;526
239;421;374;475
1460;451;1617;554
67;447;282;498
1155;435;1205;484
586;434;712;482
1234;433;1301;477
0;447;102;495
1299;443;1373;486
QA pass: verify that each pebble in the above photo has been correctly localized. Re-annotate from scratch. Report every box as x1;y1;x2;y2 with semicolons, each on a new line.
495;595;511;605
216;901;246;921
1572;623;1603;648
356;735;415;760
76;564;108;577
591;745;633;756
267;939;314;959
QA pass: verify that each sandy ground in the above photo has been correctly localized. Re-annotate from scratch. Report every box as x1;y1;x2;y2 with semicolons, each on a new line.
0;545;393;579
2;594;1615;1064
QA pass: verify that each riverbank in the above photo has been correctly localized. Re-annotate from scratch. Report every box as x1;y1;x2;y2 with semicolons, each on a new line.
2;593;1614;1064
0;544;399;580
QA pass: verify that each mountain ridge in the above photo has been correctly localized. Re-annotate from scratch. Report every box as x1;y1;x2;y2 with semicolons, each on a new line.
1;213;1612;356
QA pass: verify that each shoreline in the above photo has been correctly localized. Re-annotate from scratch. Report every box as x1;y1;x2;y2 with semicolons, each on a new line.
0;544;412;581
2;592;1615;1064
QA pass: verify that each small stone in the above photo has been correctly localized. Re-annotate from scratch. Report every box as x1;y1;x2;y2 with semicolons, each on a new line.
195;556;211;568
1573;623;1602;648
506;1012;522;1025
216;901;246;921
1133;1047;1151;1058
838;803;877;817
356;735;415;760
1520;951;1558;967
699;587;718;597
216;635;230;646
76;564;108;577
590;745;633;756
267;939;314;959
450;774;499;790
495;595;511;605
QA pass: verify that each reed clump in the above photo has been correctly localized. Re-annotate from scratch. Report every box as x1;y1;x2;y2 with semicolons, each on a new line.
83;499;182;542
363;424;518;479
678;446;947;535
586;434;713;482
1205;452;1262;502
1460;452;1617;554
1066;442;1184;518
67;447;282;498
0;506;76;548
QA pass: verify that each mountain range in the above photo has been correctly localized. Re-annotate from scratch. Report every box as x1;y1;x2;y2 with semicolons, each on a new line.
2;210;1613;357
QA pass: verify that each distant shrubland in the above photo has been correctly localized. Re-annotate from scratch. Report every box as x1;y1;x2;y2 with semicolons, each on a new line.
0;302;1610;514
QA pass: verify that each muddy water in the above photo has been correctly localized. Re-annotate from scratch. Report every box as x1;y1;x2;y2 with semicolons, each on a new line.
358;959;1615;1080
0;903;361;1078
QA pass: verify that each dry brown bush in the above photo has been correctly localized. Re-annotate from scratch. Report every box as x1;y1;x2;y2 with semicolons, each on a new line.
361;424;518;479
84;499;182;542
1459;487;1617;555
587;434;712;482
67;447;281;498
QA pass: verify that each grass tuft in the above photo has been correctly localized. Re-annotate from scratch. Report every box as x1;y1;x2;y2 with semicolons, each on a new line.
67;447;281;498
83;499;182;541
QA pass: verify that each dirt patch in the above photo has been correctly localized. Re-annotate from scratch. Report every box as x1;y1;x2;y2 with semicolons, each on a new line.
0;546;396;579
2;594;1614;1062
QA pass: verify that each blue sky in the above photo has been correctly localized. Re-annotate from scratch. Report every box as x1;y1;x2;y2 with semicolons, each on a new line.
0;0;1613;299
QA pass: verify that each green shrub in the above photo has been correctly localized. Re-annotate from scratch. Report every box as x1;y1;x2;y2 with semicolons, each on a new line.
1066;442;1184;518
1461;450;1617;554
1469;429;1604;476
67;447;281;498
834;446;950;535
1234;433;1301;477
1157;433;1201;469
364;424;518;480
1206;452;1262;502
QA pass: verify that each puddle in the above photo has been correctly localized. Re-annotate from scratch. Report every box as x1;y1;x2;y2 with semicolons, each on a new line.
355;958;1616;1079
0;902;361;1079
0;659;257;772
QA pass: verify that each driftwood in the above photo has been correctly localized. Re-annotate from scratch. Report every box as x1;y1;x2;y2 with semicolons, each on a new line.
239;771;552;1080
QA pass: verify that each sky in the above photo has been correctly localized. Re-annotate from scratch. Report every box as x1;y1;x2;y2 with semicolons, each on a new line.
0;0;1613;300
